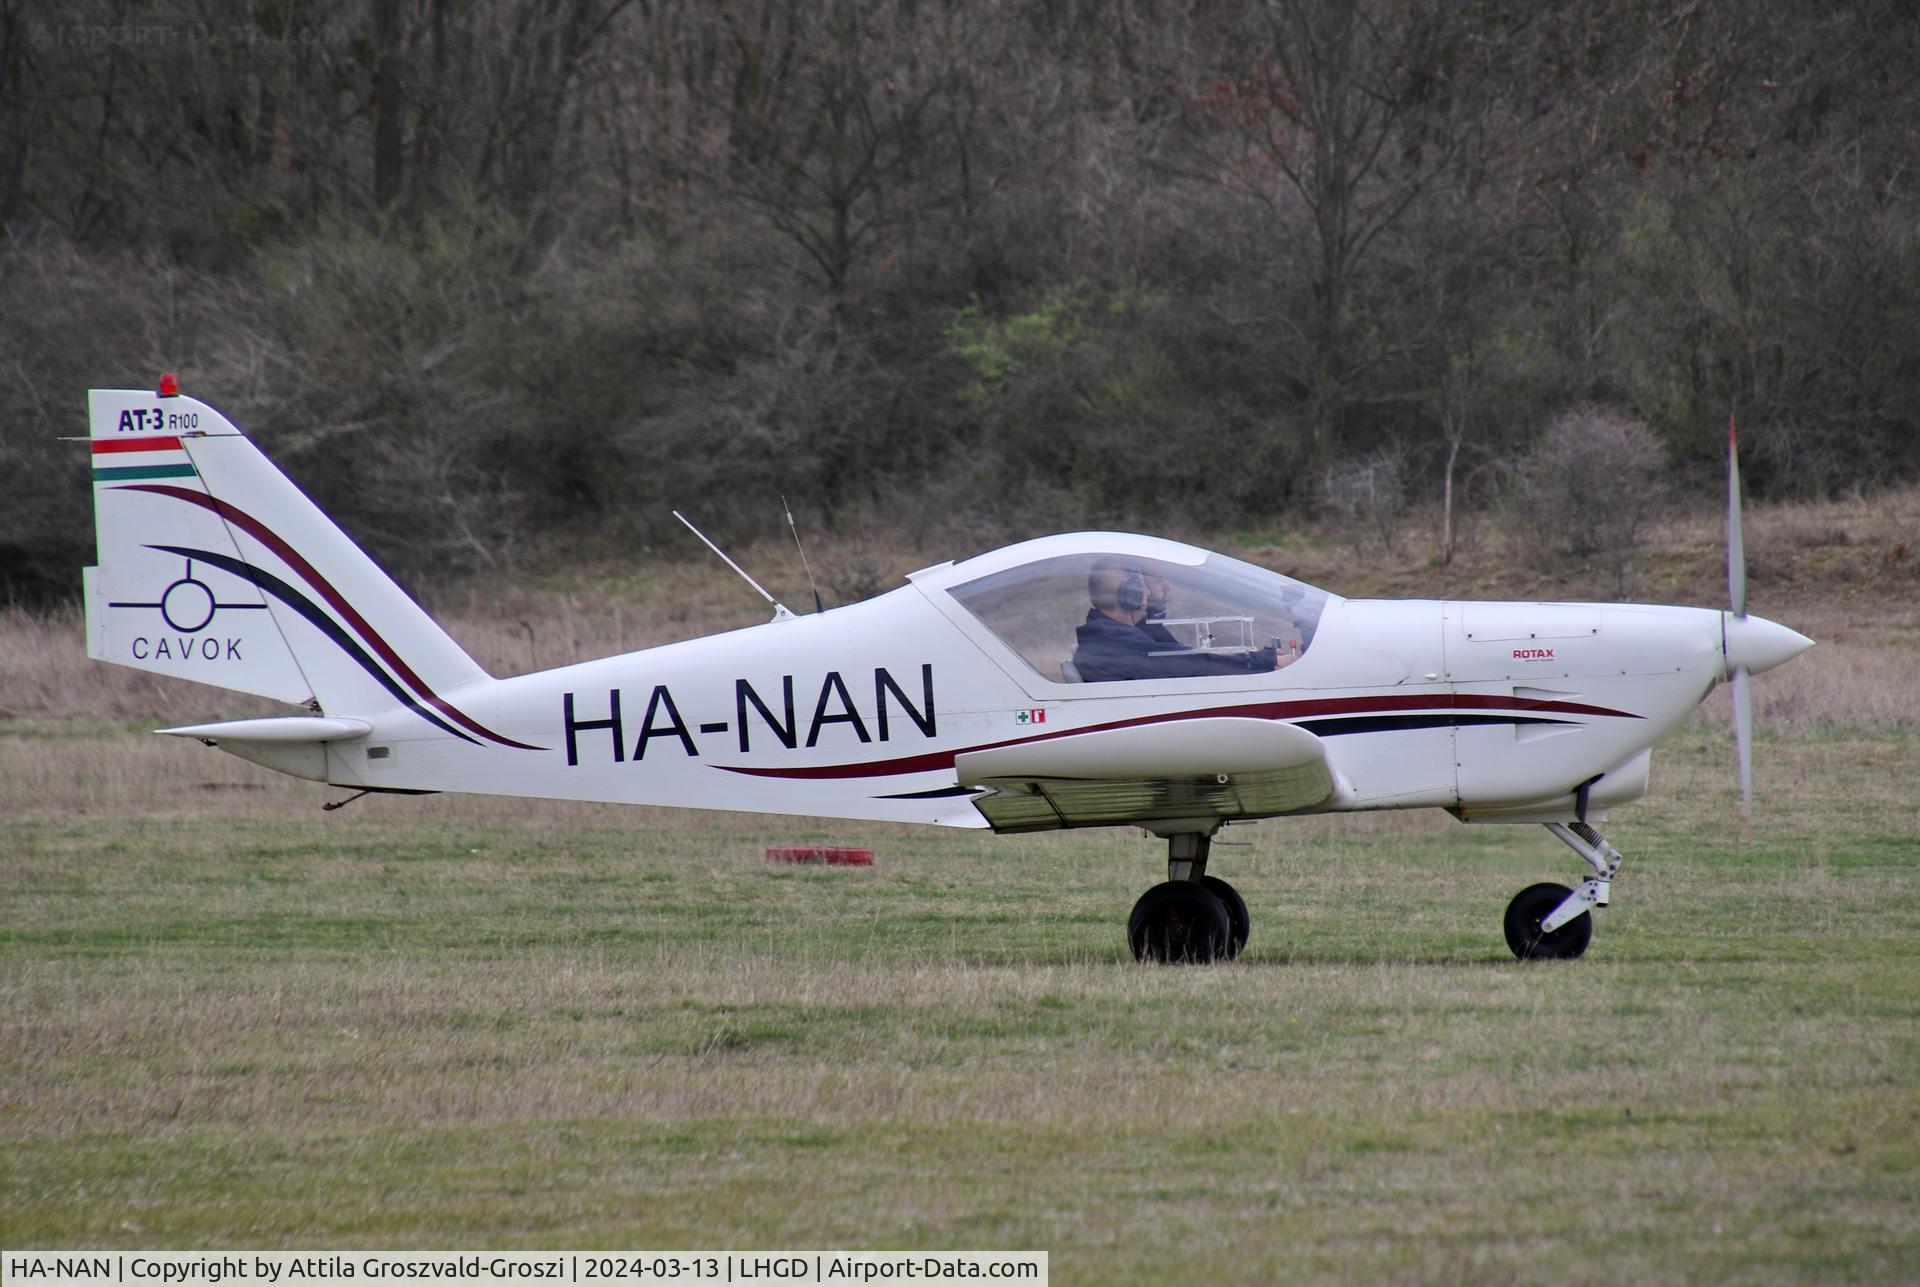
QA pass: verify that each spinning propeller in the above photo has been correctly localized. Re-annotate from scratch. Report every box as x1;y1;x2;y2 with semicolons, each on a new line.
1729;416;1752;818
1721;415;1815;821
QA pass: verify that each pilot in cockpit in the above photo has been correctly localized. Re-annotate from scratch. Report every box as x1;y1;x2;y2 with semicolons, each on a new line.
1071;559;1284;682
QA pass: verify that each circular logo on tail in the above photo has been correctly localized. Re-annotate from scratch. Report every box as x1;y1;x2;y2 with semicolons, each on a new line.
110;555;267;632
160;575;218;632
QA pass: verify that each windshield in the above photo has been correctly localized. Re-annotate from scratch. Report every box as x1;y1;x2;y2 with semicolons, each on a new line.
948;550;1331;683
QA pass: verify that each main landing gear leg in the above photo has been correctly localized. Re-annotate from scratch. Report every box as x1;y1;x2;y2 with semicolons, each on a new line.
1128;832;1250;964
1502;822;1625;961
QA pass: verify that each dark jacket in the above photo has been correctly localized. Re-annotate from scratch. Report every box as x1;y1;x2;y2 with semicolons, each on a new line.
1072;610;1275;682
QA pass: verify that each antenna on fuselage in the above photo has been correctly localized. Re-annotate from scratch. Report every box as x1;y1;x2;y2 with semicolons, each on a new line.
672;510;796;622
783;495;827;614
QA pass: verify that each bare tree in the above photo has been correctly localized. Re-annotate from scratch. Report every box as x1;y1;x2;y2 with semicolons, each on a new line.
1182;0;1513;472
687;0;972;306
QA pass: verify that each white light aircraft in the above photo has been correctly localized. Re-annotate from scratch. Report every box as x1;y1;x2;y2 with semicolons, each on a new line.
82;380;1813;962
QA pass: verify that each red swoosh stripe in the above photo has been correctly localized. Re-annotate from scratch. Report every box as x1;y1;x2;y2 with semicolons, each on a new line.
718;693;1639;781
120;483;537;750
94;436;185;454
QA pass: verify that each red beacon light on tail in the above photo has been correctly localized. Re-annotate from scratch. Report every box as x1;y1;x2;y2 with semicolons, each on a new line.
158;373;179;398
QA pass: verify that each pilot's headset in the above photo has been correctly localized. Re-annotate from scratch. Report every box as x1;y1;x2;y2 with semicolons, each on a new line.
1116;569;1147;615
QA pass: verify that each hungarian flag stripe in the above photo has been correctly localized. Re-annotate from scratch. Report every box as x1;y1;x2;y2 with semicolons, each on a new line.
93;436;186;454
94;463;198;481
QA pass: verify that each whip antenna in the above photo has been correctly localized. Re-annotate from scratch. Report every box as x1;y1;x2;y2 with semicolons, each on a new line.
784;495;826;614
672;510;794;621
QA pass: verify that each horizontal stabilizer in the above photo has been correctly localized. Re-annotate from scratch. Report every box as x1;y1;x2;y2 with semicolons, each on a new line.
957;717;1344;833
155;716;371;782
157;717;373;743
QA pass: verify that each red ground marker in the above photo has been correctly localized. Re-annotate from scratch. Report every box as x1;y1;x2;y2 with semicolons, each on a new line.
765;845;875;867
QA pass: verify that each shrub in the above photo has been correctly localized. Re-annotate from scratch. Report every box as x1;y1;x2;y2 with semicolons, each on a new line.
1503;406;1669;595
1317;445;1413;553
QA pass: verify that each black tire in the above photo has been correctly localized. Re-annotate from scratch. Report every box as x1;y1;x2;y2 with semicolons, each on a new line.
1199;875;1250;959
1128;881;1232;964
1503;881;1594;961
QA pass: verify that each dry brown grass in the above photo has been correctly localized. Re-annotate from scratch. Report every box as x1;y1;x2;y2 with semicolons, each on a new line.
1303;481;1920;612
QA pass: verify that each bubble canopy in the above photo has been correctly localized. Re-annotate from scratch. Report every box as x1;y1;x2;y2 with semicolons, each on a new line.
926;535;1337;685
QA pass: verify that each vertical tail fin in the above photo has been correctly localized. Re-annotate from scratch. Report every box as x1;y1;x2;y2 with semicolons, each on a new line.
84;382;519;745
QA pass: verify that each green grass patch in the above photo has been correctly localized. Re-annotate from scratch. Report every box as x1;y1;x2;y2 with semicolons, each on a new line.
1;720;1916;1280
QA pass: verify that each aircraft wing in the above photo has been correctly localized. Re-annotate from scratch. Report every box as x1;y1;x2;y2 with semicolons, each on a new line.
955;717;1345;833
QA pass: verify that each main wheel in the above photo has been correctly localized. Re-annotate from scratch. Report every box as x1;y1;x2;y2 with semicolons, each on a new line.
1198;875;1250;959
1128;881;1232;964
1503;882;1594;961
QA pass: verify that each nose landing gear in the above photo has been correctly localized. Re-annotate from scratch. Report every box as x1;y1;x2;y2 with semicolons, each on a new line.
1503;822;1624;961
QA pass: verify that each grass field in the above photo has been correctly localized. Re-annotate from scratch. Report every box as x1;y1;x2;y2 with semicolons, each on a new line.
3;495;1918;1281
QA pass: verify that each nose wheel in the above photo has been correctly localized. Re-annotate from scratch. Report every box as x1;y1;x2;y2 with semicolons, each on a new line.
1503;882;1593;959
1128;833;1249;963
1502;822;1625;961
